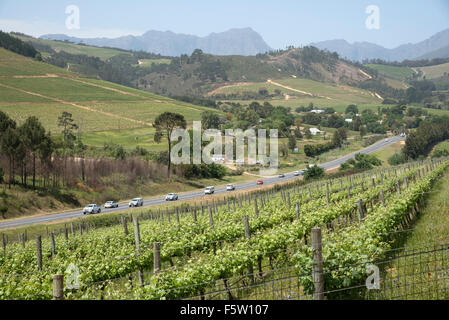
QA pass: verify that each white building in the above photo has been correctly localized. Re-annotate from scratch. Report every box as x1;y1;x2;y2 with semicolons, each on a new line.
345;119;353;123
311;109;325;114
309;128;322;135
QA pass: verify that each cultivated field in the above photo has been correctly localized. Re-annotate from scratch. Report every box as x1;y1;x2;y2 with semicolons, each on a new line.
0;48;220;135
0;159;445;300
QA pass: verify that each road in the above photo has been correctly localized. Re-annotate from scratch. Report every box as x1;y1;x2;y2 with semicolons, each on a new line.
0;136;404;230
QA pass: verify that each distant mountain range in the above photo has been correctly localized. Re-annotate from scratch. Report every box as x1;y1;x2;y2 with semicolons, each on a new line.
40;28;272;57
311;28;449;62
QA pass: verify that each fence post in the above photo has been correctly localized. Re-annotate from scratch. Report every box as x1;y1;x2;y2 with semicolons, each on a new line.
347;187;351;199
356;199;364;225
254;198;259;216
296;202;300;220
51;232;56;257
36;235;42;271
326;182;330;205
311;228;324;300
121;216;129;236
380;190;386;207
52;274;64;300
153;242;161;274
1;233;5;253
397;181;401;195
193;208;198;224
21;233;25;248
243;215;250;239
64;225;68;240
132;217;144;287
208;206;214;230
287;192;291;209
133;217;141;254
243;215;254;283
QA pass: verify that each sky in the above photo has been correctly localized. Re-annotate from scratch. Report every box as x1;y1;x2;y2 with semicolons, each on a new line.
1;0;449;49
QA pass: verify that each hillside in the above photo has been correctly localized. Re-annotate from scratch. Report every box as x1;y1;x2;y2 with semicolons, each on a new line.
207;77;382;109
40;28;273;57
12;33;133;60
138;47;373;96
0;47;218;137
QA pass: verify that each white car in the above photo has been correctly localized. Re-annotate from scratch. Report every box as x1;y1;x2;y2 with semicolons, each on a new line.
104;201;118;208
293;171;300;176
83;204;101;215
204;186;215;195
129;198;144;207
226;184;235;191
165;193;178;201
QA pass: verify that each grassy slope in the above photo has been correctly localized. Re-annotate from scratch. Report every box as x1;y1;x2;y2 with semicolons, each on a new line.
0;48;221;135
14;35;132;60
380;168;449;299
212;77;382;111
415;62;449;80
365;64;415;80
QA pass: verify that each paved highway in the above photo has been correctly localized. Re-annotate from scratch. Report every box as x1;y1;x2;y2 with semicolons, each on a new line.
0;135;404;230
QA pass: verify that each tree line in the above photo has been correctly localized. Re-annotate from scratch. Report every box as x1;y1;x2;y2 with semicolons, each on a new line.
0;31;41;60
303;127;348;157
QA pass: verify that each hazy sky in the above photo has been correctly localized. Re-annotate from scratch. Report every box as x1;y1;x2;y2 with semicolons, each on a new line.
1;0;449;49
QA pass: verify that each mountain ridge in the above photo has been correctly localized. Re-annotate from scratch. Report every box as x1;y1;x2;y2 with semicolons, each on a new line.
40;27;273;57
311;28;449;62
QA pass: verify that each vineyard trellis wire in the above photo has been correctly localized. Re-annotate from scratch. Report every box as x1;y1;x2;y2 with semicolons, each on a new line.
0;158;448;300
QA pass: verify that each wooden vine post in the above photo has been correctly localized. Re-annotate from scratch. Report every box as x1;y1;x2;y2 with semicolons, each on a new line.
52;274;64;300
36;235;42;271
133;217;144;287
311;228;324;300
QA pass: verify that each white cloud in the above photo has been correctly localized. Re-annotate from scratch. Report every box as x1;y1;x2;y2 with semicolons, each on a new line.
0;18;142;38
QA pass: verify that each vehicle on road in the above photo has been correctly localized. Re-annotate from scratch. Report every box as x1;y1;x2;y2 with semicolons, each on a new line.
204;186;215;195
104;201;118;209
385;138;389;142
165;193;178;201
257;180;264;185
129;198;144;207
226;184;235;191
293;171;300;176
278;173;285;178
83;204;101;215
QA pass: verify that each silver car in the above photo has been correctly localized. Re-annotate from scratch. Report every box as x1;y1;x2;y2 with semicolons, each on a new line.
104;201;118;208
165;193;178;201
129;198;144;207
83;204;101;215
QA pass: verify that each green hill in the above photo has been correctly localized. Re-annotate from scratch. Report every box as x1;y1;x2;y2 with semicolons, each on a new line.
0;47;219;141
414;62;449;80
12;33;133;61
365;64;415;81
